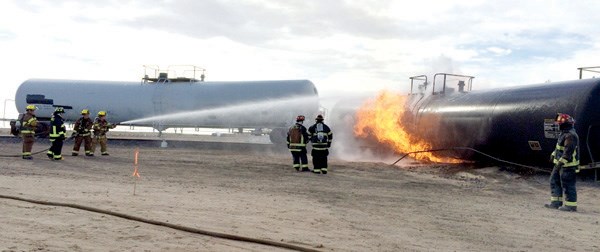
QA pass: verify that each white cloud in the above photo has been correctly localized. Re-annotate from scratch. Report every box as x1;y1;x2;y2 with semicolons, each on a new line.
487;47;512;56
1;0;600;118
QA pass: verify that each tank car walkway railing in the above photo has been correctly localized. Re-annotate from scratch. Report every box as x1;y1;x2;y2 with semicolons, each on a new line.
431;73;474;95
577;66;600;79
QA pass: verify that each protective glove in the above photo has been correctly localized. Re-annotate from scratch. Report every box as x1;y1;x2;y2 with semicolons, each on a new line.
554;162;564;170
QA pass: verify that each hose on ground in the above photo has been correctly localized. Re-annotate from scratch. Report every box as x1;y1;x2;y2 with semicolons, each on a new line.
0;135;75;158
0;194;322;252
391;146;550;173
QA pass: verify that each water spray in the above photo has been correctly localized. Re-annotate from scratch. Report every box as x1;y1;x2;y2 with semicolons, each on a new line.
121;95;319;126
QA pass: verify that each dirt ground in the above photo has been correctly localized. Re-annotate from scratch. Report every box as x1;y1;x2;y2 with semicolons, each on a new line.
0;137;599;252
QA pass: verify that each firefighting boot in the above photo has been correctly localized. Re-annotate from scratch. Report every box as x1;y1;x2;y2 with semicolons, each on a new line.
101;153;109;156
312;168;322;174
85;153;94;157
301;165;310;172
47;153;53;159
558;206;577;212
544;202;562;209
22;156;32;160
321;168;328;174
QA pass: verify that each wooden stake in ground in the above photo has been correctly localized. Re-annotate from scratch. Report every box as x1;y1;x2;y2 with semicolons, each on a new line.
132;148;141;195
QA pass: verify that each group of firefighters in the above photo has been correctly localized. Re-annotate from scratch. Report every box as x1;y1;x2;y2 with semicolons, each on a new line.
20;105;116;160
286;114;333;174
283;112;581;209
17;104;582;210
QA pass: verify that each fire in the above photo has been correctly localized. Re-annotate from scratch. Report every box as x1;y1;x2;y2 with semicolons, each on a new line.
354;90;461;163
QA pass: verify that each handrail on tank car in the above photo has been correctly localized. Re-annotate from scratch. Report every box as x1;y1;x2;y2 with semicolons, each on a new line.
581;124;600;182
432;73;475;95
577;66;600;79
409;75;428;95
586;125;597;164
141;65;206;84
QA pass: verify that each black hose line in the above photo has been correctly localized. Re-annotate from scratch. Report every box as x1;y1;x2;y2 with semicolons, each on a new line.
0;135;75;158
391;146;550;173
1;134;321;250
0;194;322;252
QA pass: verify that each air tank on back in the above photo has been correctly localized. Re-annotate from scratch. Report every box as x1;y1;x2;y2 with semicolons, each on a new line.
14;66;320;142
406;73;600;169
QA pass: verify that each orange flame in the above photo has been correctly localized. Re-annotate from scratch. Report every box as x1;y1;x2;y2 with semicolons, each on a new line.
354;90;461;163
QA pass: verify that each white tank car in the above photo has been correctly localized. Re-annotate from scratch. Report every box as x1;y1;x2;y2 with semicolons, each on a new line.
14;78;320;142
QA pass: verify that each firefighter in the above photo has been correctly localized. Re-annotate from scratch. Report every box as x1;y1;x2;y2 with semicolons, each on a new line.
72;109;94;156
308;114;333;174
91;111;116;156
545;113;579;212
47;107;67;160
287;115;310;172
19;105;38;159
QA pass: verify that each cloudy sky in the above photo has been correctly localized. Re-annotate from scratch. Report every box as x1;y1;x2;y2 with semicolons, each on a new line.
1;0;599;118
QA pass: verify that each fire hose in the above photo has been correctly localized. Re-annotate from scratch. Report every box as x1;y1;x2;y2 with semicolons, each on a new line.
0;194;322;252
391;146;550;173
0;134;76;158
0;134;322;251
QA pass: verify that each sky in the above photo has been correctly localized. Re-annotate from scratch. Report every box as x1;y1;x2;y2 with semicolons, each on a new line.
1;0;600;119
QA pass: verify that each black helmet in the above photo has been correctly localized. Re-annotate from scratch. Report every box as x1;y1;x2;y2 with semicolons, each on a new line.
54;107;65;114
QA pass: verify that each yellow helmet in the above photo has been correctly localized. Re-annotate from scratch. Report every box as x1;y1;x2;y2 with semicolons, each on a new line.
26;105;37;110
81;109;89;115
98;111;106;116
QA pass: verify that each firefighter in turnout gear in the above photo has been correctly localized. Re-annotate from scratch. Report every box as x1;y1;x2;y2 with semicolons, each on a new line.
72;109;94;156
308;114;333;174
47;107;67;160
287;115;310;172
20;105;38;159
91;111;116;156
545;113;580;212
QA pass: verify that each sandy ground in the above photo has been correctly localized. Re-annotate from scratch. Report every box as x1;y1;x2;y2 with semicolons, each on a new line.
0;136;599;251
